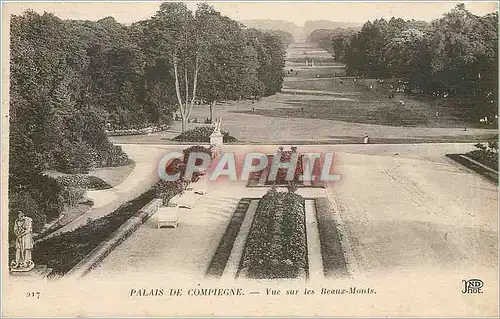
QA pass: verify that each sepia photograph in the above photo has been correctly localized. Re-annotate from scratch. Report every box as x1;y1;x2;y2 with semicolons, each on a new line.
1;1;499;317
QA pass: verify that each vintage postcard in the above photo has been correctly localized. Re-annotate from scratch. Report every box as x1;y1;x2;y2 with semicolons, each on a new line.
1;1;499;317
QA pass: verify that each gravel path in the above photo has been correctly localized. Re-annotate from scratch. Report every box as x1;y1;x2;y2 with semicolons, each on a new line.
222;200;259;279
305;199;324;282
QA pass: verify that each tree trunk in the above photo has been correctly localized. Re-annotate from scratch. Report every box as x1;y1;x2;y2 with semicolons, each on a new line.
187;56;200;120
181;116;188;133
172;52;200;133
209;101;216;122
172;53;187;132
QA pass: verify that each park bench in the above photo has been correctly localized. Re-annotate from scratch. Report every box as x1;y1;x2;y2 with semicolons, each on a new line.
156;206;179;229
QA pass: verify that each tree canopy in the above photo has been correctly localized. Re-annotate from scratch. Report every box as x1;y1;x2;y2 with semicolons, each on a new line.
309;4;497;117
9;4;288;232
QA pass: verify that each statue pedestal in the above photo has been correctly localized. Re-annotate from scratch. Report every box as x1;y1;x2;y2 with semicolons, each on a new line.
210;132;223;158
10;261;35;272
10;265;52;280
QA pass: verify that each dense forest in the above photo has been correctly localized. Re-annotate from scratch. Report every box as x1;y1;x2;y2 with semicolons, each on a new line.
309;4;498;119
9;3;287;232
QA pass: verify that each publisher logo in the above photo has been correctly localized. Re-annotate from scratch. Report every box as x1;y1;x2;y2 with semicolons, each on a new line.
461;279;483;294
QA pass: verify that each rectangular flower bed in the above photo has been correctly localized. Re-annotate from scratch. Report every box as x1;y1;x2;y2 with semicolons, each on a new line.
237;189;308;279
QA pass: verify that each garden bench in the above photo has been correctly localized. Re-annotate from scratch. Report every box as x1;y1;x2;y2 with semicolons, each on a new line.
156;207;179;229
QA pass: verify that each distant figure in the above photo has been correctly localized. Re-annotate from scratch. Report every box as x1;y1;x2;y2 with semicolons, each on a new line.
399;99;405;107
301;107;304;112
435;111;439;117
316;74;320;78
252;107;255;112
370;85;373;90
296;71;299;75
339;79;344;84
353;78;357;82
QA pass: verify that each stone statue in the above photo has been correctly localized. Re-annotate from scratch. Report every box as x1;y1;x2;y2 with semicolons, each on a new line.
213;117;222;134
10;211;35;272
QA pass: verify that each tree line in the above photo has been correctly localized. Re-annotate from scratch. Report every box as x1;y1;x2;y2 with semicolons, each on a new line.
309;4;498;118
9;3;287;232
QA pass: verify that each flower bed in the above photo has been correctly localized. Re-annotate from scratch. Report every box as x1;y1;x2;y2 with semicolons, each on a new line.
246;151;325;188
466;150;498;171
206;198;253;277
466;141;498;171
106;125;169;136
264;152;304;186
314;197;349;278
173;126;237;143
237;189;308;279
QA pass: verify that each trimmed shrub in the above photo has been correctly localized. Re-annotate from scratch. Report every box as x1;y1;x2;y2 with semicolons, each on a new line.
97;144;132;168
56;174;111;190
8;174;64;237
173;126;237;143
60;186;86;207
53;140;97;174
155;145;213;204
9;190;47;238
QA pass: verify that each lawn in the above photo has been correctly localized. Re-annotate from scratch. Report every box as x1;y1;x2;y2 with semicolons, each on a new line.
285;66;347;78
110;47;496;144
240;77;495;129
89;161;136;187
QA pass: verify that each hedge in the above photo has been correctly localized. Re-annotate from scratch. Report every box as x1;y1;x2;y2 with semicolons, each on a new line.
314;197;349;278
206;198;253;277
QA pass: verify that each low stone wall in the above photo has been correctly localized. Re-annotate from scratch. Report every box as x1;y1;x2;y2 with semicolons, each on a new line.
66;198;162;278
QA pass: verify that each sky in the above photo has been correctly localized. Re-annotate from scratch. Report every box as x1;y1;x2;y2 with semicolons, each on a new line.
3;1;498;25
